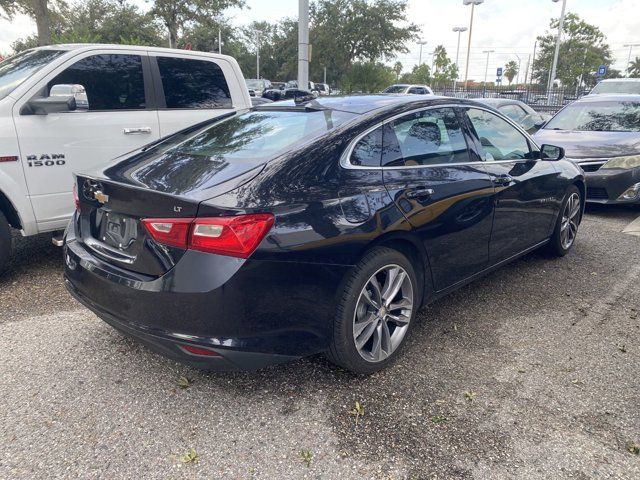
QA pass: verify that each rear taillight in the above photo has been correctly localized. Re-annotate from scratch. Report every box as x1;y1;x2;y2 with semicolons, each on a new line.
73;183;80;211
141;214;274;259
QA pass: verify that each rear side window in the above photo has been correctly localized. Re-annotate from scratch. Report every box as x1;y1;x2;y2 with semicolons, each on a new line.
49;54;146;110
157;57;232;109
382;108;471;167
350;127;383;166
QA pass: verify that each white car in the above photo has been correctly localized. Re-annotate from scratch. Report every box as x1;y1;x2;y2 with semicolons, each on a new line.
383;84;434;95
0;44;251;272
589;78;640;95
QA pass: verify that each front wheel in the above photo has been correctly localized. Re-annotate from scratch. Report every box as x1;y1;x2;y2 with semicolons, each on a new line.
0;211;12;274
326;247;419;374
547;185;582;257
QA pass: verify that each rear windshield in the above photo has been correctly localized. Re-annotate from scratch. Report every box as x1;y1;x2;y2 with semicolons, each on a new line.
590;81;640;95
157;109;356;160
0;49;66;100
383;85;407;94
544;101;640;132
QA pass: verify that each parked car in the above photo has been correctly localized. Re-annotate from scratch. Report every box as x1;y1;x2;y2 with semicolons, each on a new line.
64;95;583;374
245;78;272;97
589;78;640;95
534;94;640;205
315;83;331;95
262;87;315;102
0;44;251;273
383;84;434;95
477;98;549;134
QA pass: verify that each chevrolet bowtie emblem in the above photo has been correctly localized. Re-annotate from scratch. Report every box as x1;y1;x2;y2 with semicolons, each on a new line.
94;190;109;204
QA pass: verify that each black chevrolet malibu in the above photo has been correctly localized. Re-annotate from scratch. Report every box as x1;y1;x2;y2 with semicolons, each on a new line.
64;95;585;374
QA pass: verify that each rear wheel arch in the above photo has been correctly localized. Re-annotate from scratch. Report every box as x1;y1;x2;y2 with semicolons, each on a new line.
358;232;432;308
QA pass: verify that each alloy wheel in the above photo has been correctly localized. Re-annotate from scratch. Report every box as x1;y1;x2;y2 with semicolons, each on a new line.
560;192;581;250
353;264;414;363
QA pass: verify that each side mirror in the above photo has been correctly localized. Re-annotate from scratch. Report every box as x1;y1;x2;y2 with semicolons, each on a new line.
50;83;89;110
22;95;77;115
540;144;565;161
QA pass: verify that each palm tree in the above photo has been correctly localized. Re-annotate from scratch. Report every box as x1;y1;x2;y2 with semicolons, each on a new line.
393;61;403;81
628;57;640;78
504;60;519;85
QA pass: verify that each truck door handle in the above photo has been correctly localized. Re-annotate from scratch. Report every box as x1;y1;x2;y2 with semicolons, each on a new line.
406;187;435;199
493;175;513;186
123;127;152;135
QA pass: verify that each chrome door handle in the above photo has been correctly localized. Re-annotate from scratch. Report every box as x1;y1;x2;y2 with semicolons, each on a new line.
493;175;513;186
123;127;152;135
406;187;435;199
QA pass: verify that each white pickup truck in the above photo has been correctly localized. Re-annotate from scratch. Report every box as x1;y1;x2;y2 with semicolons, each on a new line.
0;44;251;272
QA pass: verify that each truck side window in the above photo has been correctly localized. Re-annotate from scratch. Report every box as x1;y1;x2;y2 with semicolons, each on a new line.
156;57;232;109
48;54;146;111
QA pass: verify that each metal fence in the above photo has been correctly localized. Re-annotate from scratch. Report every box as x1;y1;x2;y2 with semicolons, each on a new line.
430;86;590;115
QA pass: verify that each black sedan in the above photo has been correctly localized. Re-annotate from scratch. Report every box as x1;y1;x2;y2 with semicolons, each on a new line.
477;98;548;134
534;94;640;204
64;95;584;374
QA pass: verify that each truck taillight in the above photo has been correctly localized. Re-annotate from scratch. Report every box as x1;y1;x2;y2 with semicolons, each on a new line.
141;214;274;259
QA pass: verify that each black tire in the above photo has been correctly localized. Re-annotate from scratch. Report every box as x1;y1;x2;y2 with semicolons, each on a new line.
326;246;419;374
0;211;12;275
547;185;582;257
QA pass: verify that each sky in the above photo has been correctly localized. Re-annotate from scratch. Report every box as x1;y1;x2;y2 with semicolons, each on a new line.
1;0;639;80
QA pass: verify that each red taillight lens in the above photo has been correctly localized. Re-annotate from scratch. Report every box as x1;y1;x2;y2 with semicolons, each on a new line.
189;214;274;258
141;218;192;249
141;214;274;258
73;183;80;211
179;344;222;357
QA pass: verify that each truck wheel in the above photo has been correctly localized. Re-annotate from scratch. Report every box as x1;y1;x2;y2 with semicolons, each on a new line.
0;211;11;274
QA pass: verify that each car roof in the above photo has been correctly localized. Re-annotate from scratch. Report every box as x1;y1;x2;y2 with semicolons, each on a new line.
258;94;479;114
597;78;640;83
476;98;524;107
31;44;235;61
577;93;640;103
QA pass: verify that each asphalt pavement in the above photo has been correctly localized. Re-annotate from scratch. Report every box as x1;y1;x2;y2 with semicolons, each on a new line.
1;205;639;479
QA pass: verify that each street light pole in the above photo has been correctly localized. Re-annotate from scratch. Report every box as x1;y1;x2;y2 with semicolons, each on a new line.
548;0;567;91
255;31;260;79
483;50;494;84
463;0;484;88
514;54;521;86
417;40;428;65
624;43;640;76
453;26;468;90
298;0;309;90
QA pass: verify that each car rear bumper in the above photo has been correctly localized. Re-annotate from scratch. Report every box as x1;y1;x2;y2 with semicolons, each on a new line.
63;224;350;370
585;167;640;204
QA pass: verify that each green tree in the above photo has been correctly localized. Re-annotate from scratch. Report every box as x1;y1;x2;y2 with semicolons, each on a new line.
431;45;457;88
343;61;395;93
1;0;65;46
399;63;431;85
149;0;245;48
393;61;403;81
504;60;519;85
629;57;640;78
532;13;614;89
309;0;418;86
10;0;164;52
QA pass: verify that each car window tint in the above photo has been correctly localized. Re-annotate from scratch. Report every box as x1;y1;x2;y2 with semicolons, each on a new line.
499;104;527;123
466;108;531;161
157;57;232;109
49;54;146;110
382;108;470;167
350;126;383;166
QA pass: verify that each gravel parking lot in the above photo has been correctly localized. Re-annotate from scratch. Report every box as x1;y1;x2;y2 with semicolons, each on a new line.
1;206;639;479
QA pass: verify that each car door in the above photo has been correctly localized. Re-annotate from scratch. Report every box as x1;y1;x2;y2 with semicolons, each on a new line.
150;54;238;136
381;106;496;291
13;50;160;230
462;107;558;263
